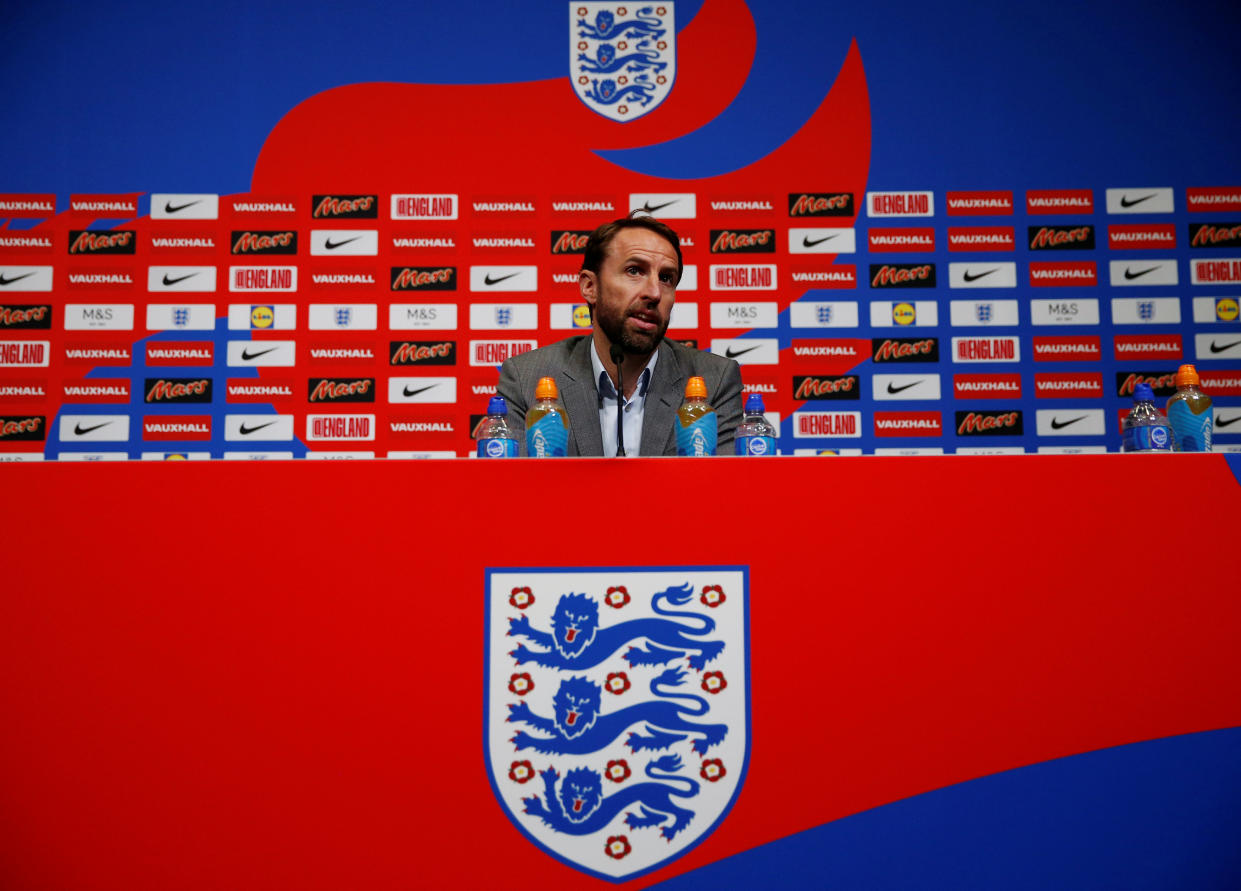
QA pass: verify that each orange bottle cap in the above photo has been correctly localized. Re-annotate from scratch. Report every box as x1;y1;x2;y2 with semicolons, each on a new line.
1174;364;1200;388
685;376;707;398
535;376;559;400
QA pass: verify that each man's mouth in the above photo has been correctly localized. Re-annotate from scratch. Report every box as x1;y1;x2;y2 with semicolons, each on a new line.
629;311;659;333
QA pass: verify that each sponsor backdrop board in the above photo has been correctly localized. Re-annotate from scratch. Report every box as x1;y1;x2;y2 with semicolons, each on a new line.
1;2;1240;457
2;456;1240;887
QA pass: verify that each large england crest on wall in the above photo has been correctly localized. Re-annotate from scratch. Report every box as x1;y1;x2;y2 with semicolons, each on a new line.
484;566;748;882
570;3;676;123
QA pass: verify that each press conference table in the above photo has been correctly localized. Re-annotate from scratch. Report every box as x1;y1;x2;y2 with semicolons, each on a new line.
3;455;1239;889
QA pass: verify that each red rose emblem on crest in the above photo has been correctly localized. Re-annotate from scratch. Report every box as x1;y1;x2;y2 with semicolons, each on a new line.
605;585;630;608
508;672;534;695
509;587;534;609
700;584;726;607
605;759;632;783
701;671;727;694
605;672;631;695
509;760;534;783
700;758;727;782
604;835;631;859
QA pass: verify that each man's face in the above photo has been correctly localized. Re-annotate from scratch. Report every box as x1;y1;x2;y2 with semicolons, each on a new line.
582;227;678;356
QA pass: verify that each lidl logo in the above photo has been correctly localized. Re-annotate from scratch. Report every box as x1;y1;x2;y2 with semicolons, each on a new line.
892;302;916;326
250;305;275;329
1218;298;1240;322
572;304;592;328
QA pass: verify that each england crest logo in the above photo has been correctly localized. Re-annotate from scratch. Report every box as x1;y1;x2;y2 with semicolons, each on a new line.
570;4;676;123
485;566;748;882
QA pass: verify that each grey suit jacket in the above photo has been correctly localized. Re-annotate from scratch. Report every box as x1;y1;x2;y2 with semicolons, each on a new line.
496;335;744;456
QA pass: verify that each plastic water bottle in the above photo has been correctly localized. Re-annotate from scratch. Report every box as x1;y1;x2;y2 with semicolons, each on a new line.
525;376;570;457
475;395;518;458
1165;363;1213;452
735;393;777;455
1121;382;1173;453
676;376;717;456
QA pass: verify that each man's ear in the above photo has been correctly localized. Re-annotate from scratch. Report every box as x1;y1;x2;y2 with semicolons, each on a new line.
579;269;598;307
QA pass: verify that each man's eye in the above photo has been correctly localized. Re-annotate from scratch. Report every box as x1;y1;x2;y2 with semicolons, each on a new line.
660;273;675;284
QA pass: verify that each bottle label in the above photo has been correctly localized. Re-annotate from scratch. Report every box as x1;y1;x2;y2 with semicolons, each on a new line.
676;413;717;456
736;435;775;456
1167;401;1212;452
1121;425;1173;452
526;413;568;457
477;438;518;458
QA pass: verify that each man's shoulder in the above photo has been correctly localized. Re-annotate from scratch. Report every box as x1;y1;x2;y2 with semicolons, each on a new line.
506;335;589;370
664;338;738;376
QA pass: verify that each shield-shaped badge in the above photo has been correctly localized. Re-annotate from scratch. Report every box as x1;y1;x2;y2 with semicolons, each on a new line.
569;3;676;123
485;566;748;882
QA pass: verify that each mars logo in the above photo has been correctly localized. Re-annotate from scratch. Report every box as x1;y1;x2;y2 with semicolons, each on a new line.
788;192;853;217
709;230;775;253
486;566;748;881
390;266;456;291
869;263;936;289
231;230;297;254
311;195;377;219
68;230;135;254
570;4;676;123
551;231;591;254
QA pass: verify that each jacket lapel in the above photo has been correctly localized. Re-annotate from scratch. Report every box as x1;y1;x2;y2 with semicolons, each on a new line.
640;340;685;456
561;337;603;457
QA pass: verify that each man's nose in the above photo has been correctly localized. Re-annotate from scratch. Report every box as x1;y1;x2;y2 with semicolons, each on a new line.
640;271;662;299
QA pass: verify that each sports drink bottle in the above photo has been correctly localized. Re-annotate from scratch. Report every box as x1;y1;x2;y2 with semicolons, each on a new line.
676;376;717;456
525;376;570;457
1165;364;1213;452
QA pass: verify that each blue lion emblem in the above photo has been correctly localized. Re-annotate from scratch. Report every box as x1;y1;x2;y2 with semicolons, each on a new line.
523;754;699;841
509;667;727;756
508;583;724;671
577;8;667;41
577;42;668;75
583;77;658;107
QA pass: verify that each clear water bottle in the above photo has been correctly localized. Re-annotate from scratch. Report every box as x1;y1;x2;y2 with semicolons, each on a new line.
735;393;777;455
1165;363;1213;452
1121;382;1173;453
525;376;569;457
475;395;518;458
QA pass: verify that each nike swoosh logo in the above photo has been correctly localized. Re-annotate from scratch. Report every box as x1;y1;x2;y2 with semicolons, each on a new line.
724;344;761;359
886;381;921;394
1050;415;1087;430
73;421;111;436
324;236;360;250
1119;193;1156;208
162;272;198;286
1210;339;1241;354
640;199;677;214
1124;266;1161;280
402;384;436;397
484;272;520;285
962;269;997;282
241;346;278;361
0;272;36;286
1216;415;1241;428
802;234;839;248
164;200;202;214
238;421;276;435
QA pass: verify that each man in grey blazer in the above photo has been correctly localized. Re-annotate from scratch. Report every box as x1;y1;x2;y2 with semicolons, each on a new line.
497;215;743;456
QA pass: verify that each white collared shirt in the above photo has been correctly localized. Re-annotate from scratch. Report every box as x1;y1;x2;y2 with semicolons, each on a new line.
591;344;658;457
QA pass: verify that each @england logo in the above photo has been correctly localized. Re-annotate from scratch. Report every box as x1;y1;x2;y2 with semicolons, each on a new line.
485;566;749;881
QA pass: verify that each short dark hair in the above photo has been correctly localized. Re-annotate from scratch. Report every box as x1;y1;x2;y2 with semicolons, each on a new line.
580;213;684;284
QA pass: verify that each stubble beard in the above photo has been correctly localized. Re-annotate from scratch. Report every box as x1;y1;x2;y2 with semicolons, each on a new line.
596;298;668;358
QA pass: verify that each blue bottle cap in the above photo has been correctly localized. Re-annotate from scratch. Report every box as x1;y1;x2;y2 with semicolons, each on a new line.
744;393;765;413
1133;382;1155;402
486;395;509;415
